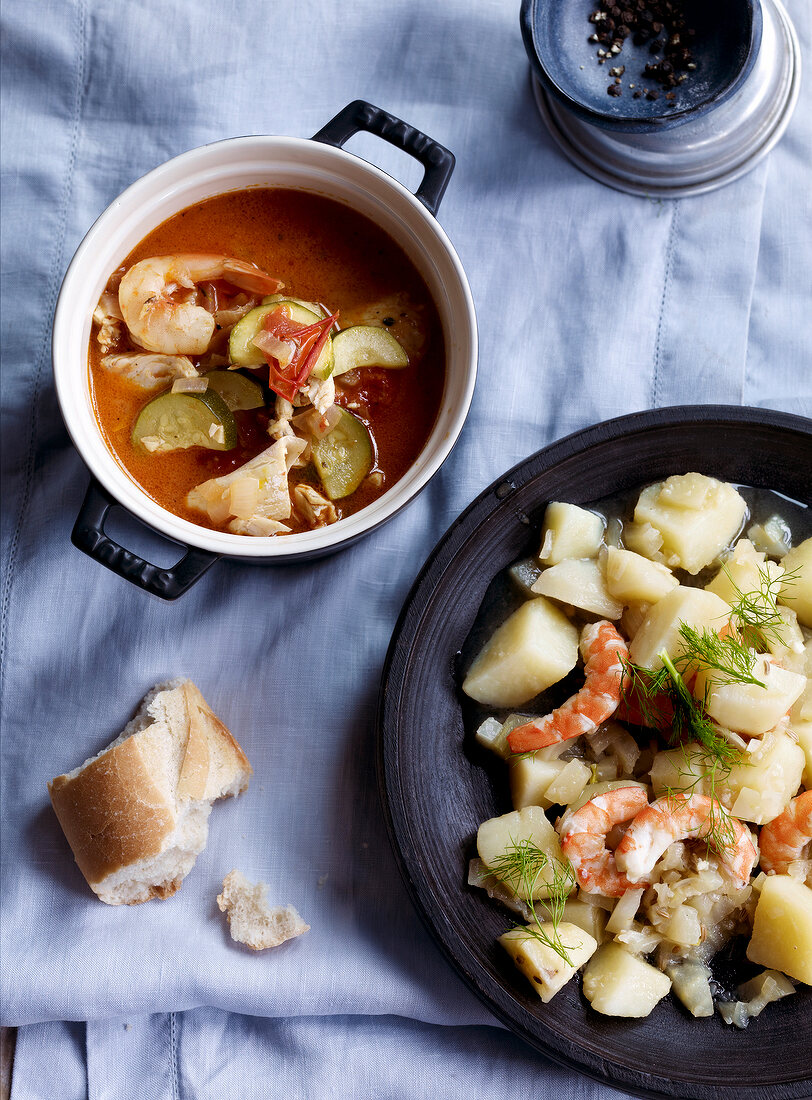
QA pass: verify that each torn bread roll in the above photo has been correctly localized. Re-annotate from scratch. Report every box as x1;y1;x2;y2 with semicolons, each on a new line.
48;679;251;905
217;870;309;950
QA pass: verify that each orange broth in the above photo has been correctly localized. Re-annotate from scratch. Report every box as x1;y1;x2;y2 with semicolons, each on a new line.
89;189;446;534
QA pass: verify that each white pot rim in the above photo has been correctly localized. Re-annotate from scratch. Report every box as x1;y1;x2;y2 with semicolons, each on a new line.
54;129;477;559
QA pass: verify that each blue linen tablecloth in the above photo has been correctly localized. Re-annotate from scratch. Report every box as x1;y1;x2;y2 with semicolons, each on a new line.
1;0;810;1096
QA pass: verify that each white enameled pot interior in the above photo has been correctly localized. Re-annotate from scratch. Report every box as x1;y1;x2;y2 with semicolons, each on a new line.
54;136;477;557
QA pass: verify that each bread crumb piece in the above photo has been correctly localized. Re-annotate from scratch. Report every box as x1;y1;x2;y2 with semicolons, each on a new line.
217;870;309;951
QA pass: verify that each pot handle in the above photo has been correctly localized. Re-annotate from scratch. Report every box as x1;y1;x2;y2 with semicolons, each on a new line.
71;478;220;600
312;100;455;216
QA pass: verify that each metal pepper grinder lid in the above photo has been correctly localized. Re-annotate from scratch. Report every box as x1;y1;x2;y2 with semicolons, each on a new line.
521;0;801;197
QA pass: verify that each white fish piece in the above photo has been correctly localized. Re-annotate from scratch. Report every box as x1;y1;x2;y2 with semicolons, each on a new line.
100;352;198;390
303;374;335;416
293;484;337;528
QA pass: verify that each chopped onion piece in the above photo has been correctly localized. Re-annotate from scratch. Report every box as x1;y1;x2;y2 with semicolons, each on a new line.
615;926;662;955
665;959;714;1018
787;859;812;882
606;888;645;934
172;376;208;394
718;970;795;1028
467;859;533;920
252;329;295;367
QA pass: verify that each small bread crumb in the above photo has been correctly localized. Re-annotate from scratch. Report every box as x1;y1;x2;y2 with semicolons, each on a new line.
217;869;309;951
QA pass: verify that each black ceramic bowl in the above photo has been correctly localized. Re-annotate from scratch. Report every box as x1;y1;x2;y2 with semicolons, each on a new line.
377;406;811;1100
521;0;763;132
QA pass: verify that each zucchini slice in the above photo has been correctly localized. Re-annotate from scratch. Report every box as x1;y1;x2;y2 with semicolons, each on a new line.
229;301;334;380
261;293;326;317
311;408;373;500
204;370;265;411
132;389;237;453
331;325;408;378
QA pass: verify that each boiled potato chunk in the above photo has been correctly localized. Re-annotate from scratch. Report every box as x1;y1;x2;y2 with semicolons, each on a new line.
722;728;804;824
693;657;805;737
649;744;707;798
538;502;604;565
582;943;671;1016
561;899;608;944
634;474;746;574
650;732;804;824
500;923;597;1002
779;538;812;627
746;875;812;984
705;539;783;607
628;586;731;669
531;559;623;619
462;597;578;707
604;547;678;605
477;806;571;901
510;755;567;810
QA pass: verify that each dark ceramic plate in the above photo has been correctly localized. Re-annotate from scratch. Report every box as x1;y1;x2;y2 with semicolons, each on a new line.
377;406;812;1100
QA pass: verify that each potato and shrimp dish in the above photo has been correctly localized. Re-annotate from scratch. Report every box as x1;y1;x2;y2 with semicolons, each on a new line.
462;472;812;1026
89;190;444;536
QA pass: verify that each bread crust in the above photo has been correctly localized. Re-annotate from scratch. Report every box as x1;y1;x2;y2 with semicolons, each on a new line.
49;736;175;885
48;680;251;901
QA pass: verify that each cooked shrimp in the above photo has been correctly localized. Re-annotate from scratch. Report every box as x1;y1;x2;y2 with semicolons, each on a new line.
615;793;757;887
759;791;812;875
118;255;283;355
558;786;650;896
507;621;628;753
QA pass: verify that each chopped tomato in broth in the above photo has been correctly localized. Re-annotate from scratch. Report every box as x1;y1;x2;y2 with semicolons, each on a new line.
89;189;446;534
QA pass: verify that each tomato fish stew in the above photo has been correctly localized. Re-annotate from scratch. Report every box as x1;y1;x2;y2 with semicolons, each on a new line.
464;475;812;1023
89;189;445;536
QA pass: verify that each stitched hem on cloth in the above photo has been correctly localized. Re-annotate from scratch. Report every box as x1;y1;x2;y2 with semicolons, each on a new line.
0;0;88;696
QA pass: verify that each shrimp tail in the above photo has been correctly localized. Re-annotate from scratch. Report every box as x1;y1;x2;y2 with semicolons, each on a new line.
508;621;628;753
